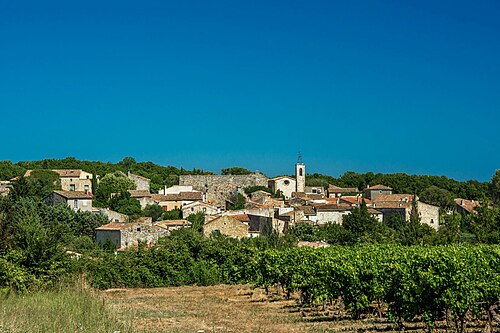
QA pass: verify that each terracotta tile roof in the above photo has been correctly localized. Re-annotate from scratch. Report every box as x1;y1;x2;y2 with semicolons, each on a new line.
316;204;352;212
151;192;203;202
367;208;383;215
339;197;373;205
372;201;410;209
454;198;480;213
128;190;152;198
156;220;190;228
96;222;141;230
375;194;414;202
328;185;359;193
366;184;393;190
297;205;316;215
279;210;296;217
53;190;93;199
128;172;150;181
231;214;251;222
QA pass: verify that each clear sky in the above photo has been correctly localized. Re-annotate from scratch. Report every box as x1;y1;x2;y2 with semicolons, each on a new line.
1;1;499;181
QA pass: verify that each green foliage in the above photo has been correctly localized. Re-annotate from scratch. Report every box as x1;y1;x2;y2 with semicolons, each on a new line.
243;186;272;195
470;205;500;244
162;209;181;220
10;170;61;199
109;192;141;217
228;193;246;210
490;169;500;205
95;171;136;206
419;185;454;210
142;204;163;222
187;211;205;232
221;167;252;175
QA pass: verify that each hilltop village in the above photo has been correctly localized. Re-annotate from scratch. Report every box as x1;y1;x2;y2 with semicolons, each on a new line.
1;161;481;250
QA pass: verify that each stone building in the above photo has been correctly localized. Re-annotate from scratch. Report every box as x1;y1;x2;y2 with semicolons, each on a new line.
268;176;296;199
151;192;204;211
25;169;93;193
43;190;93;212
182;201;219;218
127;172;150;191
295;162;306;193
95;217;171;249
128;190;154;209
327;185;359;198
454;198;480;215
364;184;393;200
372;194;440;229
203;215;249;238
179;173;268;208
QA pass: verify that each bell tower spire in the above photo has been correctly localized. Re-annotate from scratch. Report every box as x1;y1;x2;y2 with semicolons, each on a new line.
295;152;305;193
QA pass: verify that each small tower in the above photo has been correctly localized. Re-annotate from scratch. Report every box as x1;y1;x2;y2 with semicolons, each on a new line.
295;152;306;193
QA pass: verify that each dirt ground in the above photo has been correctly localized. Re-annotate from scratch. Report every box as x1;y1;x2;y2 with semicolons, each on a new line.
100;285;493;333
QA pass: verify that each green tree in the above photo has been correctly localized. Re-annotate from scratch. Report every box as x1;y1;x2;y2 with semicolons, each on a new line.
10;170;61;199
187;211;205;232
490;169;500;205
228;193;246;210
419;186;454;210
143;204;163;222
221;167;252;175
162;209;181;220
95;171;136;206
109;192;141;217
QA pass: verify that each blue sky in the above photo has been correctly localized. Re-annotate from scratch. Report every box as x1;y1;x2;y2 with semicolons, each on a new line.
1;1;499;181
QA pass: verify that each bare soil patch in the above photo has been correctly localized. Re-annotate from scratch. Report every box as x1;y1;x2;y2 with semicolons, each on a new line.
101;285;492;333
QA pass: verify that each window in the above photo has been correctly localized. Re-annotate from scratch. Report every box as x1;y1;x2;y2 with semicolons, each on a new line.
73;200;78;209
299;168;303;176
70;184;76;191
312;189;317;193
136;227;141;232
284;180;290;186
84;185;89;192
431;219;434;224
203;208;207;212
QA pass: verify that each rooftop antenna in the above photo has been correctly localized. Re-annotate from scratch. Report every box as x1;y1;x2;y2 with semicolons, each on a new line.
297;151;303;164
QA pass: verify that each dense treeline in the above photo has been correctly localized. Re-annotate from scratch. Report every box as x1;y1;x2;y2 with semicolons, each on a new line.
307;171;489;200
0;157;213;193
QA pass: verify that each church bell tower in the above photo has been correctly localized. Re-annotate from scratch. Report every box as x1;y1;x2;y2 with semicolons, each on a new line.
295;152;305;193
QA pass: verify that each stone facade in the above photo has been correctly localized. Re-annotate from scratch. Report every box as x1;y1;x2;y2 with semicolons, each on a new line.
43;190;93;212
179;173;268;208
364;185;393;200
268;176;296;199
203;215;249;238
95;217;170;249
127;172;151;191
26;169;93;193
182;201;219;218
295;163;306;193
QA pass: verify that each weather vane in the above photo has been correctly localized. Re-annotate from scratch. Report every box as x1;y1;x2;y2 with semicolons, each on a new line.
297;151;303;164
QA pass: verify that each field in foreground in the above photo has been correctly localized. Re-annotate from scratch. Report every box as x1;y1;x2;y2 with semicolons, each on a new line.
103;284;480;333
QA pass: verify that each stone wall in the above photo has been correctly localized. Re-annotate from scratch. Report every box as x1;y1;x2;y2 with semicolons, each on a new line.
416;201;440;229
127;172;151;191
203;215;248;238
179;173;268;207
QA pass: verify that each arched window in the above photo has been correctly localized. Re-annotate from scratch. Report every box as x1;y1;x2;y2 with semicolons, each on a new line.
299;168;303;176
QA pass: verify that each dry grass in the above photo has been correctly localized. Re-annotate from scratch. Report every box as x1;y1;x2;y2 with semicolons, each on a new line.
102;285;400;333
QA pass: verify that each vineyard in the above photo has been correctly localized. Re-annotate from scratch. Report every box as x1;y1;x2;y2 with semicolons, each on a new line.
252;245;500;333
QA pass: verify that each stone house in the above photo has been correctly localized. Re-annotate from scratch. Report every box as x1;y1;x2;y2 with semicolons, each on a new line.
454;198;480;215
43;190;93;212
327;185;359;198
95;217;170;249
268;176;296;199
128;190;154;209
364;184;393;200
151;192;204;211
372;194;440;229
25;169;93;193
127;172;151;191
179;173;268;208
305;186;325;196
203;215;249;238
182;201;219;218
